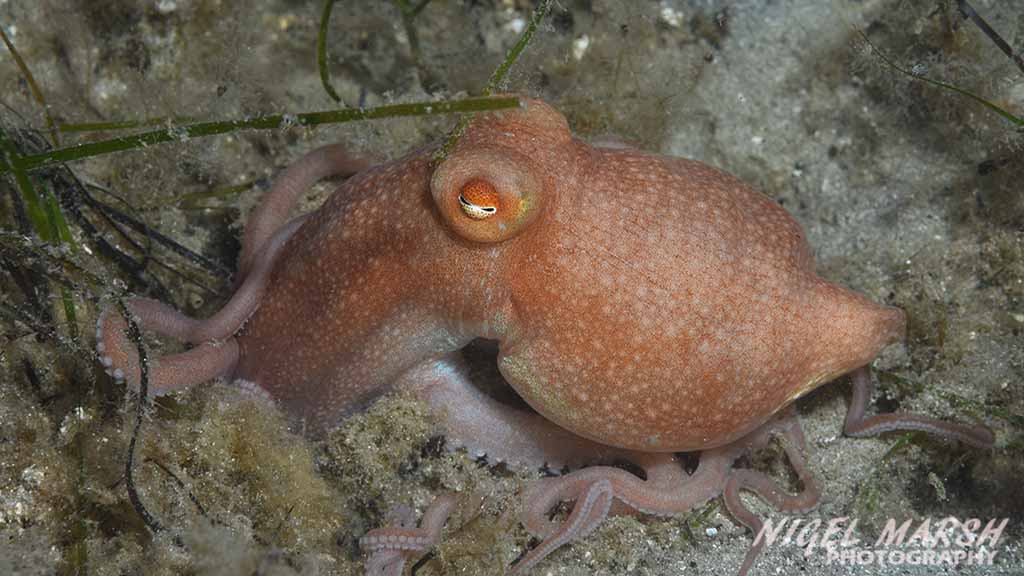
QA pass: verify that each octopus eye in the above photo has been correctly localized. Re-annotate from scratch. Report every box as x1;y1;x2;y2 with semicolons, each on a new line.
430;147;546;243
458;180;500;220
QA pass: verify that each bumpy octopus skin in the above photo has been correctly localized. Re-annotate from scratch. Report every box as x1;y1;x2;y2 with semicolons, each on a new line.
96;98;994;575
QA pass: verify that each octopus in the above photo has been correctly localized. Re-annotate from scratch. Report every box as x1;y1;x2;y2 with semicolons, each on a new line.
96;97;994;575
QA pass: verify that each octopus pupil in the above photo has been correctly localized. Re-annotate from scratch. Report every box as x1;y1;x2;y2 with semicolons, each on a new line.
458;194;497;217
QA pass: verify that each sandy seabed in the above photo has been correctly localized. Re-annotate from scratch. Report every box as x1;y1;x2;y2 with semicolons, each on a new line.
1;1;1021;575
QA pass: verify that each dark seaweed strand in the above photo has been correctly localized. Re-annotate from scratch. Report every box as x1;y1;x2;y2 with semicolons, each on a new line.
0;187;56;332
146;458;209;518
411;550;437;575
83;181;229;287
957;0;1024;75
87;190;232;280
118;298;164;534
0;23;83;340
50;171;179;300
0;123;82;340
144;456;275;548
11;123;222;293
0;273;54;339
0;126;42;311
1;25;82;339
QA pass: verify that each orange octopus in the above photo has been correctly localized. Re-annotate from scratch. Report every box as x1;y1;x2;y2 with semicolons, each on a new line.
96;98;994;575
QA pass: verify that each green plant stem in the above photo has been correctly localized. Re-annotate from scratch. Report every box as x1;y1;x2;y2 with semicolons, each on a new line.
0;128;49;232
0;96;519;175
394;0;433;19
147;180;257;210
3;29;86;575
859;30;1022;127
483;0;551;95
317;0;343;103
0;127;80;339
59;117;197;133
392;0;436;85
434;0;552;163
44;189;80;340
0;25;60;145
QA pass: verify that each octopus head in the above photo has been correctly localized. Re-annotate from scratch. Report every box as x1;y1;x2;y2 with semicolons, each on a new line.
430;98;574;244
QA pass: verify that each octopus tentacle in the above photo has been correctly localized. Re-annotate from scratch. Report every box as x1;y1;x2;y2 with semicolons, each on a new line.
96;215;303;393
631;452;690;487
508;479;613;576
96;303;239;392
513;410;814;573
723;412;821;576
364;550;404;576
99;298;202;342
238;143;372;281
190;215;307;342
360;494;457;576
519;451;730;540
843;366;995;448
362;366;992;575
397;354;633;469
